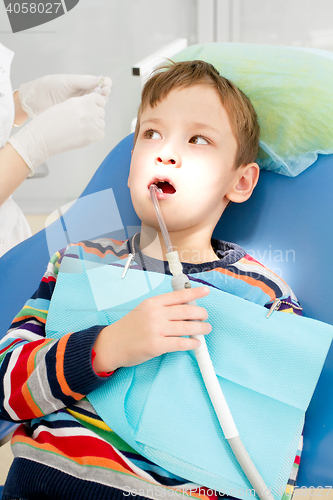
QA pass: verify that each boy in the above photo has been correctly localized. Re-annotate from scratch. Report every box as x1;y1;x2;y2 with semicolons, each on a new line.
0;61;302;500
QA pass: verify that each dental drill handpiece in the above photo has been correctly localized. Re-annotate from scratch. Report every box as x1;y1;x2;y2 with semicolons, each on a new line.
149;184;274;500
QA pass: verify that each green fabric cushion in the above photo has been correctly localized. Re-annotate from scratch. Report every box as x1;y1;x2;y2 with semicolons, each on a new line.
173;43;333;176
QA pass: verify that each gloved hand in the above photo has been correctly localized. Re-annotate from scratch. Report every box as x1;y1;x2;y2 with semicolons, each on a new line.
18;74;112;118
8;92;107;175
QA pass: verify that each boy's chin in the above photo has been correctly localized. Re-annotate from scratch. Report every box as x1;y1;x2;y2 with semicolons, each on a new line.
140;225;159;241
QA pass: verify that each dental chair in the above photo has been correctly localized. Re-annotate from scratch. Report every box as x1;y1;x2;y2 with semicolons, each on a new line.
0;131;332;488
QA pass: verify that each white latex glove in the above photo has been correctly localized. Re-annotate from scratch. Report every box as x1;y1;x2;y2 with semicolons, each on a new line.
8;92;107;175
19;74;112;118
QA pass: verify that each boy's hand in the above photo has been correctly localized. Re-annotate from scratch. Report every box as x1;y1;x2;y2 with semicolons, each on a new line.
93;286;211;374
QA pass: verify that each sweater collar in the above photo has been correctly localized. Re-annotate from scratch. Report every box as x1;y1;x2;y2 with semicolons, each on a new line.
127;233;246;275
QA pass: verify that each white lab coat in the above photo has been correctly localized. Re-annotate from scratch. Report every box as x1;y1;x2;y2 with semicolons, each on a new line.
0;43;32;258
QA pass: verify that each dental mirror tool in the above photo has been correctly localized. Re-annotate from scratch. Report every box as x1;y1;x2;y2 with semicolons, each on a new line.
94;77;105;94
149;184;274;500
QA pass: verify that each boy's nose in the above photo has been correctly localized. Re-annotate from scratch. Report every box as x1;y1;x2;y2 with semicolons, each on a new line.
155;151;181;167
156;156;176;165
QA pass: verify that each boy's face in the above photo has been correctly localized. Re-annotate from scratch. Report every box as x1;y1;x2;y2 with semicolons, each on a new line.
128;84;247;235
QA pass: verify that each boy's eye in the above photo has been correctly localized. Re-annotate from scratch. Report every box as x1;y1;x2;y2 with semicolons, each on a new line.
189;135;209;145
144;130;161;140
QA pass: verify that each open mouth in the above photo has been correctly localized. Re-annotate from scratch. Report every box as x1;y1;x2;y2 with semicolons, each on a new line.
150;180;176;194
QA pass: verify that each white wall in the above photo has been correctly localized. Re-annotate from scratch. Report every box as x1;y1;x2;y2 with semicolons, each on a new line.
197;0;333;47
237;0;333;47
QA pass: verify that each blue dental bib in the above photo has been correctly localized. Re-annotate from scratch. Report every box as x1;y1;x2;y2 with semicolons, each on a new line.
45;246;333;500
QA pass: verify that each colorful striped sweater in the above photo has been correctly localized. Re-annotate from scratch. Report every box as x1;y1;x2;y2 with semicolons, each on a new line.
0;236;302;500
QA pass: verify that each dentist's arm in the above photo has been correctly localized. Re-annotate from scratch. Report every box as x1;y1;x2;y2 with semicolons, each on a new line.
0;143;30;206
13;89;29;126
0;91;30;206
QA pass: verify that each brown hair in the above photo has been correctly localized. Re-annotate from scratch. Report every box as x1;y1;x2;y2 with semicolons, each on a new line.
134;60;260;168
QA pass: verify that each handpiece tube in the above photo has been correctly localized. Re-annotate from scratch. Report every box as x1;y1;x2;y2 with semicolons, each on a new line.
149;187;274;500
149;184;173;253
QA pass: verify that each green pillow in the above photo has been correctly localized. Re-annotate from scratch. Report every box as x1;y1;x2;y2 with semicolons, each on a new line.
173;43;333;176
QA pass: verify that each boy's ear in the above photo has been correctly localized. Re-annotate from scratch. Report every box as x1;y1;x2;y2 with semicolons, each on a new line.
226;163;260;203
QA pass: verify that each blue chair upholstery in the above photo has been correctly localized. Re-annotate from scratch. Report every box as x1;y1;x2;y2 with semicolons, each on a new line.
0;133;332;486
